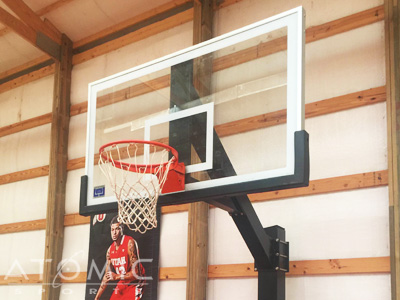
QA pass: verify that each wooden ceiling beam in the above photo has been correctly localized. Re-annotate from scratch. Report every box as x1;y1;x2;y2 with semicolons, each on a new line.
0;6;36;42
0;7;60;60
0;0;75;38
0;0;62;60
2;0;61;43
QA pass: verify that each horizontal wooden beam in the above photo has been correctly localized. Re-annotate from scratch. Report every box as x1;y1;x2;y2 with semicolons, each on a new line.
69;75;171;116
0;83;386;148
63;213;90;227
0;219;46;234
207;257;391;278
0;64;55;94
0;170;388;234
0;86;387;185
249;170;388;202
0;56;50;82
73;0;193;50
0;256;390;285
306;6;384;43
287;257;390;276
69;5;384;112
0;58;53;86
215;86;386;137
0;166;49;185
72;8;194;65
0;85;386;192
0;113;52;138
0;213;90;234
0;4;384;93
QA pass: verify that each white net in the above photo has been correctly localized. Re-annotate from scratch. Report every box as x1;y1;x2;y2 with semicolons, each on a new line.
98;141;174;234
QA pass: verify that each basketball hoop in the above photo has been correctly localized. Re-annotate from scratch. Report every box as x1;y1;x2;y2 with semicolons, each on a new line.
98;140;185;234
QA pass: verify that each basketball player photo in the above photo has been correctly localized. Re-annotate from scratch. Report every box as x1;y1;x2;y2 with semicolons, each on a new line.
85;213;160;300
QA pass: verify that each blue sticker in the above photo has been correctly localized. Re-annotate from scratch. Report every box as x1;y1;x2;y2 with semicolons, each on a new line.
94;185;105;198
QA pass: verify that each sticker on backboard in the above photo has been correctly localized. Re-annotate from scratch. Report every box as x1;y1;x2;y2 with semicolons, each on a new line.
93;185;105;198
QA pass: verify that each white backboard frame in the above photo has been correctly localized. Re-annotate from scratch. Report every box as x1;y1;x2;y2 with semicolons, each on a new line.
82;6;305;209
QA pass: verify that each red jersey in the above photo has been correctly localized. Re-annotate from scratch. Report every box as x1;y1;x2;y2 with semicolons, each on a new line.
109;235;144;283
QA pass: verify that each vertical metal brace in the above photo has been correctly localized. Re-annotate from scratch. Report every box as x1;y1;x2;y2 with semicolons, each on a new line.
255;226;289;300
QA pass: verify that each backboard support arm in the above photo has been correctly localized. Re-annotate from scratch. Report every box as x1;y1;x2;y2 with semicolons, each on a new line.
166;59;308;300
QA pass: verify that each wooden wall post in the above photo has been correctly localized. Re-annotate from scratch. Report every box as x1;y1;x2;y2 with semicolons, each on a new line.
41;34;72;300
385;0;400;299
186;1;214;300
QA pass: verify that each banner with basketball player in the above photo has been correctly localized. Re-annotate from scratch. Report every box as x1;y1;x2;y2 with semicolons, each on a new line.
84;211;161;300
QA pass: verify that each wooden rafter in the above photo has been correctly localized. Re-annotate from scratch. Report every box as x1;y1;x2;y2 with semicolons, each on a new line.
1;0;61;43
0;7;36;43
0;0;75;38
0;0;62;60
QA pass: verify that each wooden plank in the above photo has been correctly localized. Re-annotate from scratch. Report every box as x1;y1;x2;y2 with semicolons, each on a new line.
60;272;88;283
69;74;170;116
66;156;87;171
304;86;387;117
0;87;387;187
63;213;90;227
306;6;384;44
0;214;89;235
0;64;55;94
0;166;49;185
0;56;52;84
73;0;193;49
63;85;389;143
159;266;188;280
0;170;388;235
0;0;61;60
0;274;42;285
249;170;388;202
288;257;391;276
70;84;385;145
0;113;52;138
0;7;36;44
0;55;49;79
384;0;400;299
69;7;386;121
0;219;46;234
209;257;391;278
72;9;194;65
2;0;61;44
212;6;384;73
0;0;76;38
0;257;389;285
42;34;72;300
162;203;190;214
215;86;386;137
